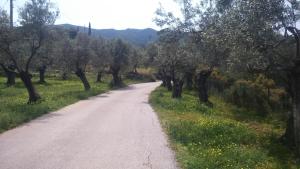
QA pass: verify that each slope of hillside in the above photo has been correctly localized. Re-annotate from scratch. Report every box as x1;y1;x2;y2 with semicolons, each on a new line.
58;24;158;46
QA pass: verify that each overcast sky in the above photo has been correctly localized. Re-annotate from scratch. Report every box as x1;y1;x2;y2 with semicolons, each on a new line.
0;0;181;30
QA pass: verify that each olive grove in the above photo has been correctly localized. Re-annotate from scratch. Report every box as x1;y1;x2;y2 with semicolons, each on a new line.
153;0;300;152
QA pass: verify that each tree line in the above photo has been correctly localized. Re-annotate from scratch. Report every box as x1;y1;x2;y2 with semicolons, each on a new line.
151;0;300;154
0;0;155;104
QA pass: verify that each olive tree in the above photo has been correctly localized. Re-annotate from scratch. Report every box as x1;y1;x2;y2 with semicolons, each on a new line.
107;39;130;87
145;43;158;68
155;0;228;101
155;29;193;98
0;8;16;86
0;0;59;103
128;47;143;73
33;28;60;83
193;12;229;103
56;32;92;90
73;33;92;90
210;0;300;152
56;33;73;80
90;36;109;83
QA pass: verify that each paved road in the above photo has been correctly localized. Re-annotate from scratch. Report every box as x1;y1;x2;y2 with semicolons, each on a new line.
0;82;178;169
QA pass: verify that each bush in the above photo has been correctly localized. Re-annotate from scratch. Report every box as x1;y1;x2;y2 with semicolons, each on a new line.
208;69;233;94
225;75;288;115
125;71;156;82
226;79;270;115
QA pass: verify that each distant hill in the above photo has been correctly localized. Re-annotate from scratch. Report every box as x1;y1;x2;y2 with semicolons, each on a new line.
57;24;158;47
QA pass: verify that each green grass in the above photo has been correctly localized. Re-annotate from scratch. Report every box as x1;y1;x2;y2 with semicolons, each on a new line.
0;74;112;133
150;87;300;169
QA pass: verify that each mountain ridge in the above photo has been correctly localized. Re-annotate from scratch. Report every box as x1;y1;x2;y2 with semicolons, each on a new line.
57;24;158;47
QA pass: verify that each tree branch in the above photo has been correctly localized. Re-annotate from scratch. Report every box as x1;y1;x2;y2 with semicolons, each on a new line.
0;43;20;72
25;31;43;72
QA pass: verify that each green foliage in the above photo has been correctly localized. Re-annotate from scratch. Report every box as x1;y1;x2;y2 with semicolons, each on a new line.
19;0;59;27
109;39;130;66
208;69;233;93
150;87;299;169
226;79;270;115
225;75;288;115
125;68;156;83
0;75;110;132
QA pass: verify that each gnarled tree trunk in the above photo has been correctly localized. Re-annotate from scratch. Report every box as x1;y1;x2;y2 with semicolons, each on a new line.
75;68;91;91
162;78;167;87
110;66;123;87
159;70;167;87
38;65;47;83
196;70;212;103
290;60;300;151
133;64;138;73
172;79;184;98
6;70;16;86
62;72;68;80
1;64;16;86
158;69;172;90
96;71;102;83
166;75;172;91
185;71;194;90
282;111;295;147
20;71;41;103
284;27;300;152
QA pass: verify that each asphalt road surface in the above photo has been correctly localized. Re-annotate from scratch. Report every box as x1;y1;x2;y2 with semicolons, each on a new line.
0;82;178;169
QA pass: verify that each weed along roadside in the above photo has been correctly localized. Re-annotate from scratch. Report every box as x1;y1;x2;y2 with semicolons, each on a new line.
150;87;300;169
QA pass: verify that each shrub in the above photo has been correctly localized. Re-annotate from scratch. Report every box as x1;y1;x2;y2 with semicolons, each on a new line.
225;75;288;115
125;71;156;82
226;79;270;115
208;69;233;94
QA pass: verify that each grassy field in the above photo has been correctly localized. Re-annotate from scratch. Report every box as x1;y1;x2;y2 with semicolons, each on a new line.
150;87;300;169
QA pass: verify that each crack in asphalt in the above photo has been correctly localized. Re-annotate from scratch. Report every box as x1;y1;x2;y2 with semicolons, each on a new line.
143;151;153;169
